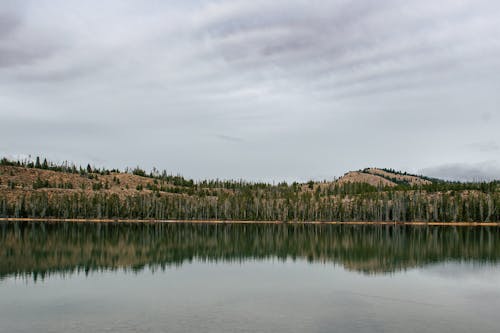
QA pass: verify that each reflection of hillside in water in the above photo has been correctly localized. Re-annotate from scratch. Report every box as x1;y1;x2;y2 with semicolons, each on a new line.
1;222;499;280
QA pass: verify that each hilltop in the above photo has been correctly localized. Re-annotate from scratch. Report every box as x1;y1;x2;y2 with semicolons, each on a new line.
0;157;498;222
334;168;433;187
0;156;441;198
1;160;436;197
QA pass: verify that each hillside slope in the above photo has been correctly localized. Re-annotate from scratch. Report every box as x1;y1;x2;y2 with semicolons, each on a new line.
0;165;434;196
0;159;498;222
336;168;433;187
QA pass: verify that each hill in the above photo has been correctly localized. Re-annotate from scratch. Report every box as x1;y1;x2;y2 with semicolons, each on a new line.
0;157;498;222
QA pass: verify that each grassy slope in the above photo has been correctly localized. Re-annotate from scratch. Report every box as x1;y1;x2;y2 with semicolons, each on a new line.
1;162;498;222
0;164;436;201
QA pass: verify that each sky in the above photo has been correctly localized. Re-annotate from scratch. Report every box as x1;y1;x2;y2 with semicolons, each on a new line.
1;0;499;182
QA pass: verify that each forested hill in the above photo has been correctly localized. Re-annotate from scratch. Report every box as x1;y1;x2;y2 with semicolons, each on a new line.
0;157;498;222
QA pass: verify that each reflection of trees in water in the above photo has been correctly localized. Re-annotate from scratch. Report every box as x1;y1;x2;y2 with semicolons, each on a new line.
1;222;499;280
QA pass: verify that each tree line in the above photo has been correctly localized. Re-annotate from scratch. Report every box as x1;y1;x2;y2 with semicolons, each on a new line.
1;157;499;222
1;188;498;222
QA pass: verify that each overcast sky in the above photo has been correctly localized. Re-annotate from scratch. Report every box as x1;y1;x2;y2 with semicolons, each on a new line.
1;0;499;182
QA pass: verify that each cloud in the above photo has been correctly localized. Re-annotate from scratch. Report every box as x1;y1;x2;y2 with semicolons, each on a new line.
0;11;20;38
193;0;500;99
0;0;499;180
0;9;63;68
421;162;500;182
215;134;245;143
465;141;500;153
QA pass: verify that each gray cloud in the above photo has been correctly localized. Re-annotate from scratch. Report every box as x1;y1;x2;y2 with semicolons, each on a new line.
466;141;500;153
0;46;58;68
421;162;500;182
195;0;500;99
215;134;245;143
0;0;499;181
0;9;62;68
0;11;20;38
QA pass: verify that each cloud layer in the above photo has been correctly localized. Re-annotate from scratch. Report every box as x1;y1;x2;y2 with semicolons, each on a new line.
422;161;500;182
1;0;499;181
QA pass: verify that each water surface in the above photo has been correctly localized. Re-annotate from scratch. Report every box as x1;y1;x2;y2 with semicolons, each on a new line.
1;222;499;332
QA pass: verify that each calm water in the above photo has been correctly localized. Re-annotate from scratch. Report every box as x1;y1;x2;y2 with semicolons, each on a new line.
1;222;500;333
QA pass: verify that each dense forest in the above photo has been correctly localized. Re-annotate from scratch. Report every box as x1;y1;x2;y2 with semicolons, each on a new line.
0;157;499;222
2;222;499;280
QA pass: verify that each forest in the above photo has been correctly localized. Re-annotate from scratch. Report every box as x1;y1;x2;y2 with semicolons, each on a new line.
0;157;498;222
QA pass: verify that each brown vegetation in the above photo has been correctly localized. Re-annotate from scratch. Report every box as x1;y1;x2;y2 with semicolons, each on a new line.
0;161;498;222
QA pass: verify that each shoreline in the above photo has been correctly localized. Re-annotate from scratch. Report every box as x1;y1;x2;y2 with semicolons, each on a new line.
0;218;499;227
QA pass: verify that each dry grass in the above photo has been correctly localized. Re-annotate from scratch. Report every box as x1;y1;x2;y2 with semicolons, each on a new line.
336;171;396;187
364;168;432;186
0;165;167;203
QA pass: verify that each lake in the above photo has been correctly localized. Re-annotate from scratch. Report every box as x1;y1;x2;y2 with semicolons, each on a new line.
1;222;500;333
